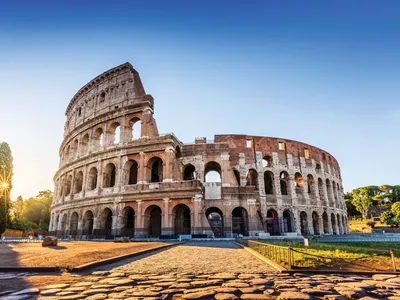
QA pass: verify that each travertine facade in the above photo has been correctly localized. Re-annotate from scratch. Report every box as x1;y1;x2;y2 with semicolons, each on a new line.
49;63;349;239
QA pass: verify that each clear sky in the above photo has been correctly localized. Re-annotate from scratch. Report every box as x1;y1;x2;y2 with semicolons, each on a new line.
0;1;399;199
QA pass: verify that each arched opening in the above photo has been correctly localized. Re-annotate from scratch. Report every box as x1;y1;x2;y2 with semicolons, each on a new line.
81;134;89;155
126;160;138;184
74;171;83;194
70;212;78;237
337;213;342;234
71;139;78;159
206;207;224;237
146;205;162;237
183;164;196;181
94;128;104;148
148;157;163;183
64;145;70;162
331;213;337;235
103;163;116;188
233;169;241;186
307;174;314;194
316;164;321;174
122;207;135;237
87;167;98;190
246;169;258;189
109;122;121;145
283;210;293;232
130;118;141;140
295;173;303;195
60;214;67;235
55;215;60;232
262;155;273;168
102;208;113;238
312;211;320;235
204;161;222;183
332;181;338;202
280;171;289;195
264;171;274;194
65;175;72;196
99;91;105;103
232;207;249;236
300;211;308;235
322;212;329;234
173;204;191;235
326;179;332;206
266;209;280;235
318;178;325;205
175;146;181;159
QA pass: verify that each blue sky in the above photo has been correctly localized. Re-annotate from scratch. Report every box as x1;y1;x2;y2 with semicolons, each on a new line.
0;1;399;199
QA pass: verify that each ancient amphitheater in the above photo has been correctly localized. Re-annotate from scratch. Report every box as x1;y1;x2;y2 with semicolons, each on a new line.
49;62;349;239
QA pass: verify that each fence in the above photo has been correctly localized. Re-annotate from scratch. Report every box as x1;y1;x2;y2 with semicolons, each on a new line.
239;240;294;269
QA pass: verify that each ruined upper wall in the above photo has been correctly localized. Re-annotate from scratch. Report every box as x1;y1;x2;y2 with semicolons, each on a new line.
64;62;148;135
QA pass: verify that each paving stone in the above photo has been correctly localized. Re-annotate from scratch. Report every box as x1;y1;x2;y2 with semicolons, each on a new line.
40;289;62;296
322;296;346;300
56;291;76;296
301;288;335;296
214;287;239;294
372;274;398;281
65;287;87;292
182;290;216;299
249;279;273;286
72;281;94;287
241;293;272;299
58;295;87;300
82;288;110;295
91;271;110;276
334;286;367;298
215;293;239;300
85;294;109;300
209;273;238;280
9;288;40;296
277;291;311;300
108;272;126;277
239;287;262;294
106;278;136;286
183;286;221;294
223;282;250;288
191;280;223;287
359;297;380;300
91;284;117;289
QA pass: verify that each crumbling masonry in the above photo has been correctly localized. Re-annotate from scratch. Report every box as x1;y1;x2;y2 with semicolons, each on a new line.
49;63;349;239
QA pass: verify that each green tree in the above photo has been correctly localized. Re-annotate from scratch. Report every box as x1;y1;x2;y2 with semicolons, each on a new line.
12;196;24;221
391;202;400;219
351;187;373;220
380;210;394;224
0;142;13;234
22;190;53;230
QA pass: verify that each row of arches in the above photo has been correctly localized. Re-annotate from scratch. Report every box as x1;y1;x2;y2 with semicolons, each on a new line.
62;117;142;164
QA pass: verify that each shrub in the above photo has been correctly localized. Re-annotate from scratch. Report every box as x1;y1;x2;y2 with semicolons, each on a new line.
366;221;376;228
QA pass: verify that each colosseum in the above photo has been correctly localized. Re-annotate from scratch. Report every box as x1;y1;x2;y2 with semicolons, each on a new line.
49;62;349;239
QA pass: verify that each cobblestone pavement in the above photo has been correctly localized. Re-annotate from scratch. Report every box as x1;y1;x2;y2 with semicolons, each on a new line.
3;242;400;299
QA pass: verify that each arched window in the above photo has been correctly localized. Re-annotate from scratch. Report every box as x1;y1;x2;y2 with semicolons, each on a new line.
148;157;163;183
74;171;83;194
307;174;314;194
246;169;258;189
280;171;289;195
183;164;196;181
65;175;72;196
129;118;141;140
104;163;116;188
99;91;105;103
262;156;273;168
71;139;78;159
109;122;121;145
316;164;321;174
295;173;303;194
94;128;104;148
204;161;222;183
264;171;274;194
87;167;98;190
128;160;138;184
81;134;89;154
64;145;70;162
318;178;325;204
233;169;241;186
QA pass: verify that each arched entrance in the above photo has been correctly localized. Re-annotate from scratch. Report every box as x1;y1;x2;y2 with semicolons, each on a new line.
322;212;329;234
300;211;309;235
69;212;78;237
232;207;249;236
331;213;337;235
122;207;135;237
60;214;67;236
102;208;113;238
266;209;280;235
83;210;94;236
312;211;320;235
206;207;224;237
146;205;162;237
282;210;293;232
173;204;191;235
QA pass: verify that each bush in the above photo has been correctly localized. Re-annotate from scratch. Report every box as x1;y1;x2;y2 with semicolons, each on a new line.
366;221;376;228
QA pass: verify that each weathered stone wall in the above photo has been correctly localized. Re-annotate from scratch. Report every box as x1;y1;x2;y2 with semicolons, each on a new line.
49;62;349;239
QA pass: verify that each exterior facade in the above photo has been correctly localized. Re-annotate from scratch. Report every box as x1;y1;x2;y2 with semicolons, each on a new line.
49;62;349;239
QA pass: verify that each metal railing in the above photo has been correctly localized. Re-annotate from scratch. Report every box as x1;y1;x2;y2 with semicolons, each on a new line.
240;240;294;269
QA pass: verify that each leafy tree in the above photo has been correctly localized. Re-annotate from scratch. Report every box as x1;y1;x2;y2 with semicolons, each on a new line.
392;202;400;219
0;142;13;234
351;187;373;220
380;210;394;224
21;190;53;230
12;196;24;221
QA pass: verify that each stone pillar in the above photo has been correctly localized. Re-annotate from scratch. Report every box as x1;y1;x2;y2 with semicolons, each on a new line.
221;153;230;187
138;152;146;184
163;147;174;182
93;217;101;236
97;160;103;190
318;215;325;235
135;200;144;237
295;209;302;235
141;109;152;138
274;171;283;206
162;198;172;235
307;215;314;235
193;195;202;234
224;213;233;238
327;213;333;235
77;220;83;236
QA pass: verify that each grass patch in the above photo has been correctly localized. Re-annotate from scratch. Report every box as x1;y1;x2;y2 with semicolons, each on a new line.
260;241;400;271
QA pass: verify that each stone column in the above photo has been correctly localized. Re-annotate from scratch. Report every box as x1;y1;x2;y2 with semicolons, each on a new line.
163;147;174;182
138;152;146;184
274;171;283;206
318;214;325;235
193;195;202;234
295;209;302;236
93;217;101;236
307;214;314;235
77;220;83;237
141;109;152;138
327;213;333;235
97;160;103;190
221;153;230;187
135;200;144;237
162;198;172;235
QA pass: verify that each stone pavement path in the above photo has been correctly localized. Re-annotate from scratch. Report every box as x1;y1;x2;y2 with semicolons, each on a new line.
3;242;400;299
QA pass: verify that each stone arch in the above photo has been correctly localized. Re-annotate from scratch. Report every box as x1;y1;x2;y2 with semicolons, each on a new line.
82;210;94;235
87;167;98;190
264;171;274;194
144;205;162;237
312;211;320;235
93;127;104;148
103;163;116;188
295;172;304;195
65;175;72;196
283;209;294;233
69;212;79;236
300;211;309;235
262;155;273;168
280;171;290;195
109;122;121;145
318;178;326;205
183;164;196;181
322;211;329;234
266;209;279;235
100;207;113;238
206;207;224;237
246;169;258;189
204;161;222;183
331;213;337;235
124;160;138;185
71;139;78;159
326;179;333;206
337;213;343;234
147;156;163;183
129;117;141;140
232;207;249;236
307;174;314;195
74;171;83;194
173;204;191;235
81;133;90;154
60;213;68;234
121;206;135;237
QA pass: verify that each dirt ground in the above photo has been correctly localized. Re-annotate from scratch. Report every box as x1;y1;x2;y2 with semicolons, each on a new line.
0;241;167;268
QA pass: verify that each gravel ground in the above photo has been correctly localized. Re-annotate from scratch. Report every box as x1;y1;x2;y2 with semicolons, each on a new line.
112;241;275;274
